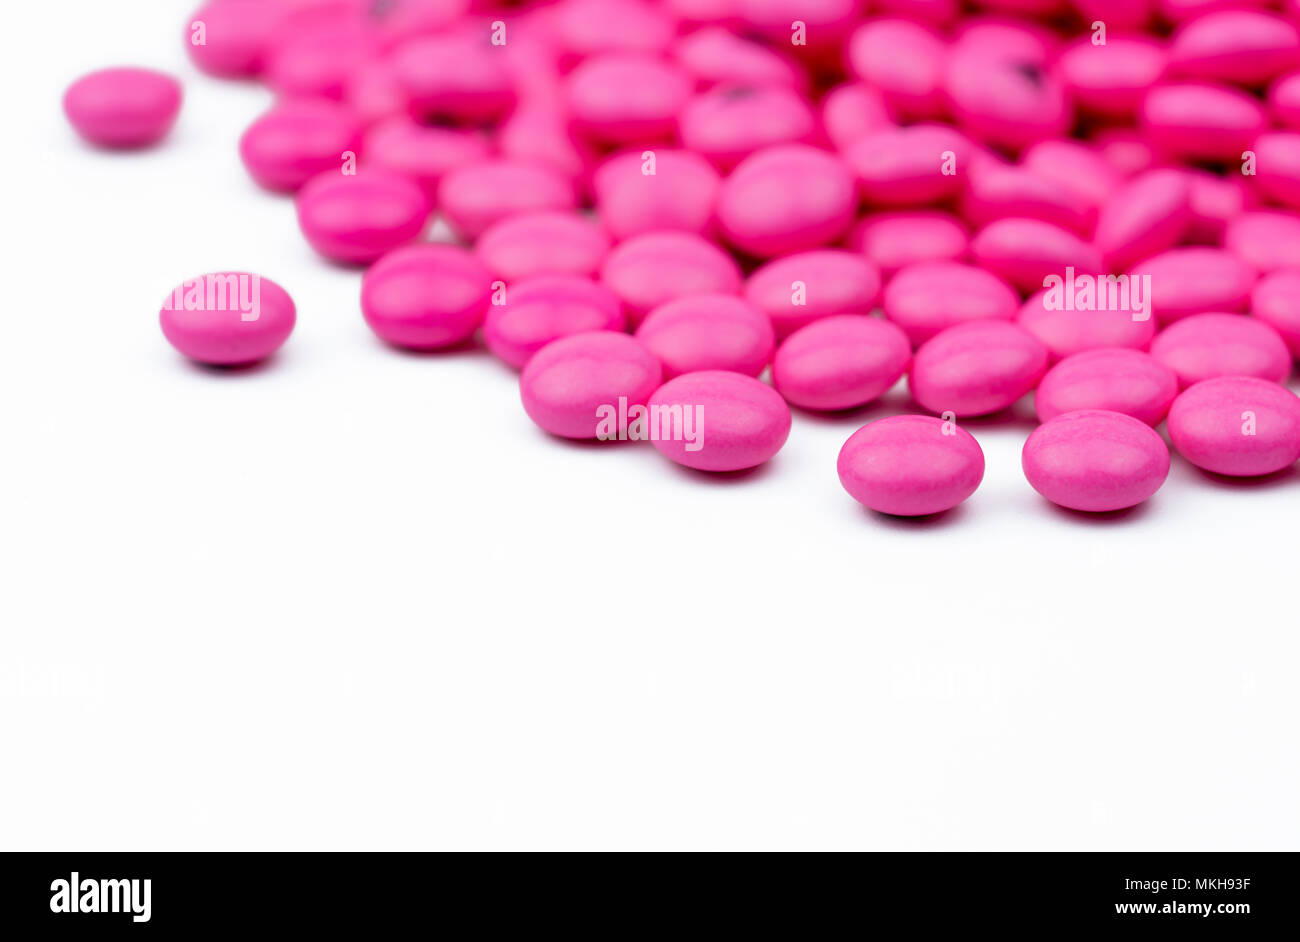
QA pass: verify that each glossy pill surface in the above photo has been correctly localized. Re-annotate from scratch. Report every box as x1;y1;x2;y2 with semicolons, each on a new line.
1023;410;1171;512
1130;248;1256;324
1017;290;1156;362
599;231;743;325
240;98;361;193
592;149;720;241
159;272;294;365
1167;376;1300;476
909;320;1049;417
361;244;491;350
970;219;1103;295
475;212;611;283
1223;210;1300;273
883;261;1018;347
645;371;791;471
64;67;182;148
744;250;882;339
837;415;985;516
485;275;625;370
1150;313;1292;387
636;295;775;379
1035;349;1179;425
437;160;576;241
773;315;912;411
521;331;663;440
296;169;430;264
1251;269;1300;358
848;211;968;277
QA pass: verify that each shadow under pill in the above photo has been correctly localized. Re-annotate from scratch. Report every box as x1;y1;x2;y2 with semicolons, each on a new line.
1190;465;1298;491
862;502;970;530
1042;499;1155;526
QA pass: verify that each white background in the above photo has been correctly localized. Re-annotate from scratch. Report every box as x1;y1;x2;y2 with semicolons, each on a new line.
1;1;1296;850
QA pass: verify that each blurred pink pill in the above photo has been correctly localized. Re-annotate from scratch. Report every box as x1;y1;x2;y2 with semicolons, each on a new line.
883;261;1018;347
636;294;775;378
551;0;676;61
1094;169;1193;272
475;212;611;282
1071;0;1153;30
943;47;1070;152
737;0;863;60
745;250;882;339
1251;268;1300;357
848;211;969;277
1271;71;1300;127
847;19;947;119
1023;410;1170;512
296;169;430;264
671;27;805;89
63;67;182;149
265;27;378;100
646;371;791;472
716;145;856;258
361;116;490;195
820;82;894;152
600;231;743;324
239;98;362;193
1129;247;1256;323
484;274;625;369
521;331;663;439
837;415;984;517
391;29;515;123
951;17;1060;60
678;84;817;169
184;0;284;77
1017;290;1156;361
1224;210;1300;272
1021;140;1121;209
497;105;595;186
565;53;692;145
1094;128;1157;178
1034;349;1179;425
593;149;719;241
1167;376;1300;475
1168;11;1300;86
875;0;958;25
1150;312;1292;387
773;315;912;411
437;160;576;240
846;124;971;207
1252;132;1300;211
159;272;295;366
1160;0;1273;23
1181;169;1258;244
1141;83;1267;162
344;59;409;126
361;243;491;349
909;320;1049;417
960;160;1097;236
970;219;1104;295
1058;36;1168;119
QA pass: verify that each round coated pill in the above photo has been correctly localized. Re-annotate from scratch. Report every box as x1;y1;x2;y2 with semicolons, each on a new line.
845;123;972;207
970;219;1104;295
159;272;295;366
1167;10;1300;87
265;25;377;101
820;82;894;152
1094;169;1193;273
600;231;743;325
636;294;774;379
360;242;491;350
1140;83;1267;162
1224;210;1300;272
960;159;1097;236
1167;375;1300;476
1252;131;1300;211
565;53;693;146
943;45;1071;152
390;28;515;123
1035;349;1179;425
240;98;362;193
184;0;284;77
677;84;817;169
1058;35;1168;119
645;371;792;471
847;211;969;277
437;160;577;241
847;18;947;119
671;26;805;89
1150;312;1292;387
909;320;1049;417
1251;268;1300;358
475;212;611;283
296;168;431;264
521;331;663;440
1129;247;1257;324
361;116;490;195
837;414;985;517
593;149;720;241
883;261;1018;347
773;315;912;411
744;250;882;339
1017;289;1156;361
63;67;182;149
484;275;625;369
1023;410;1171;512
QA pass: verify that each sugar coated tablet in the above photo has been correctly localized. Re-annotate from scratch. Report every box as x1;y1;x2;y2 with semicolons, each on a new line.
296;168;431;264
361;243;492;350
848;212;968;277
773;315;911;411
64;67;182;148
1129;247;1257;324
645;371;791;471
240;98;362;193
1035;349;1179;425
1150;312;1292;387
159;272;295;365
437;159;576;241
883;261;1018;347
521;331;663;439
485;275;625;369
475;212;611;283
1167;376;1300;476
1251;269;1300;358
837;414;985;516
744;250;882;339
909;320;1049;417
636;295;775;379
599;231;743;325
1023;410;1171;512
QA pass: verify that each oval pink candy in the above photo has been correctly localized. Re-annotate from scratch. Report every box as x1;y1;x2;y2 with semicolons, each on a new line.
1141;83;1267;162
437;160;576;241
521;331;663;440
773;315;912;411
1167;376;1300;476
361;244;492;350
1094;169;1193;272
1251;268;1300;358
64;67;182;149
593;149;720;241
848;211;968;277
1224;210;1300;272
744;250;882;339
296;168;431;265
240;98;362;193
361;117;490;195
159;272;295;366
677;84;817;169
646;371;791;471
970;219;1103;295
1017;289;1156;361
184;0;284;78
1150;312;1292;387
910;320;1049;417
485;275;625;370
475;212;611;283
636;295;774;379
1035;349;1179;425
1058;35;1167;119
1168;10;1300;86
1023;410;1171;512
837;415;985;517
1130;247;1257;323
600;231;743;325
884;261;1019;347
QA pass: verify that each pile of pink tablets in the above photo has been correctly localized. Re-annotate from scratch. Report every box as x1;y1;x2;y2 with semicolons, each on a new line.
64;0;1300;516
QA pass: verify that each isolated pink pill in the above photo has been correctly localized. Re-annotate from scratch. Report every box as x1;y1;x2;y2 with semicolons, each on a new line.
391;29;516;124
63;67;182;149
846;124;971;207
475;212;611;283
437;160;576;241
600;231;743;325
521;331;663;439
184;0;284;77
1140;83;1267;162
848;212;969;277
773;315;912;411
1129;247;1257;323
484;275;625;370
744;250;882;339
565;53;693;145
1150;313;1292;387
1252;131;1300;211
1058;36;1168;119
239;98;361;193
716;145;856;258
820;82;895;152
671;26;805;89
1023;410;1170;512
361;116;489;195
1167;375;1300;476
1168;10;1300;86
847;18;947;119
1251;268;1300;358
1035;349;1179;425
296;168;430;265
159;272;295;366
837;415;985;517
1224;210;1300;272
1094;169;1193;273
970;219;1104;295
960;160;1097;236
645;371;791;472
593;149;720;241
677;85;817;169
883;261;1018;347
1017;290;1156;362
361;243;491;350
910;320;1049;417
1271;71;1300;127
636;295;775;379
